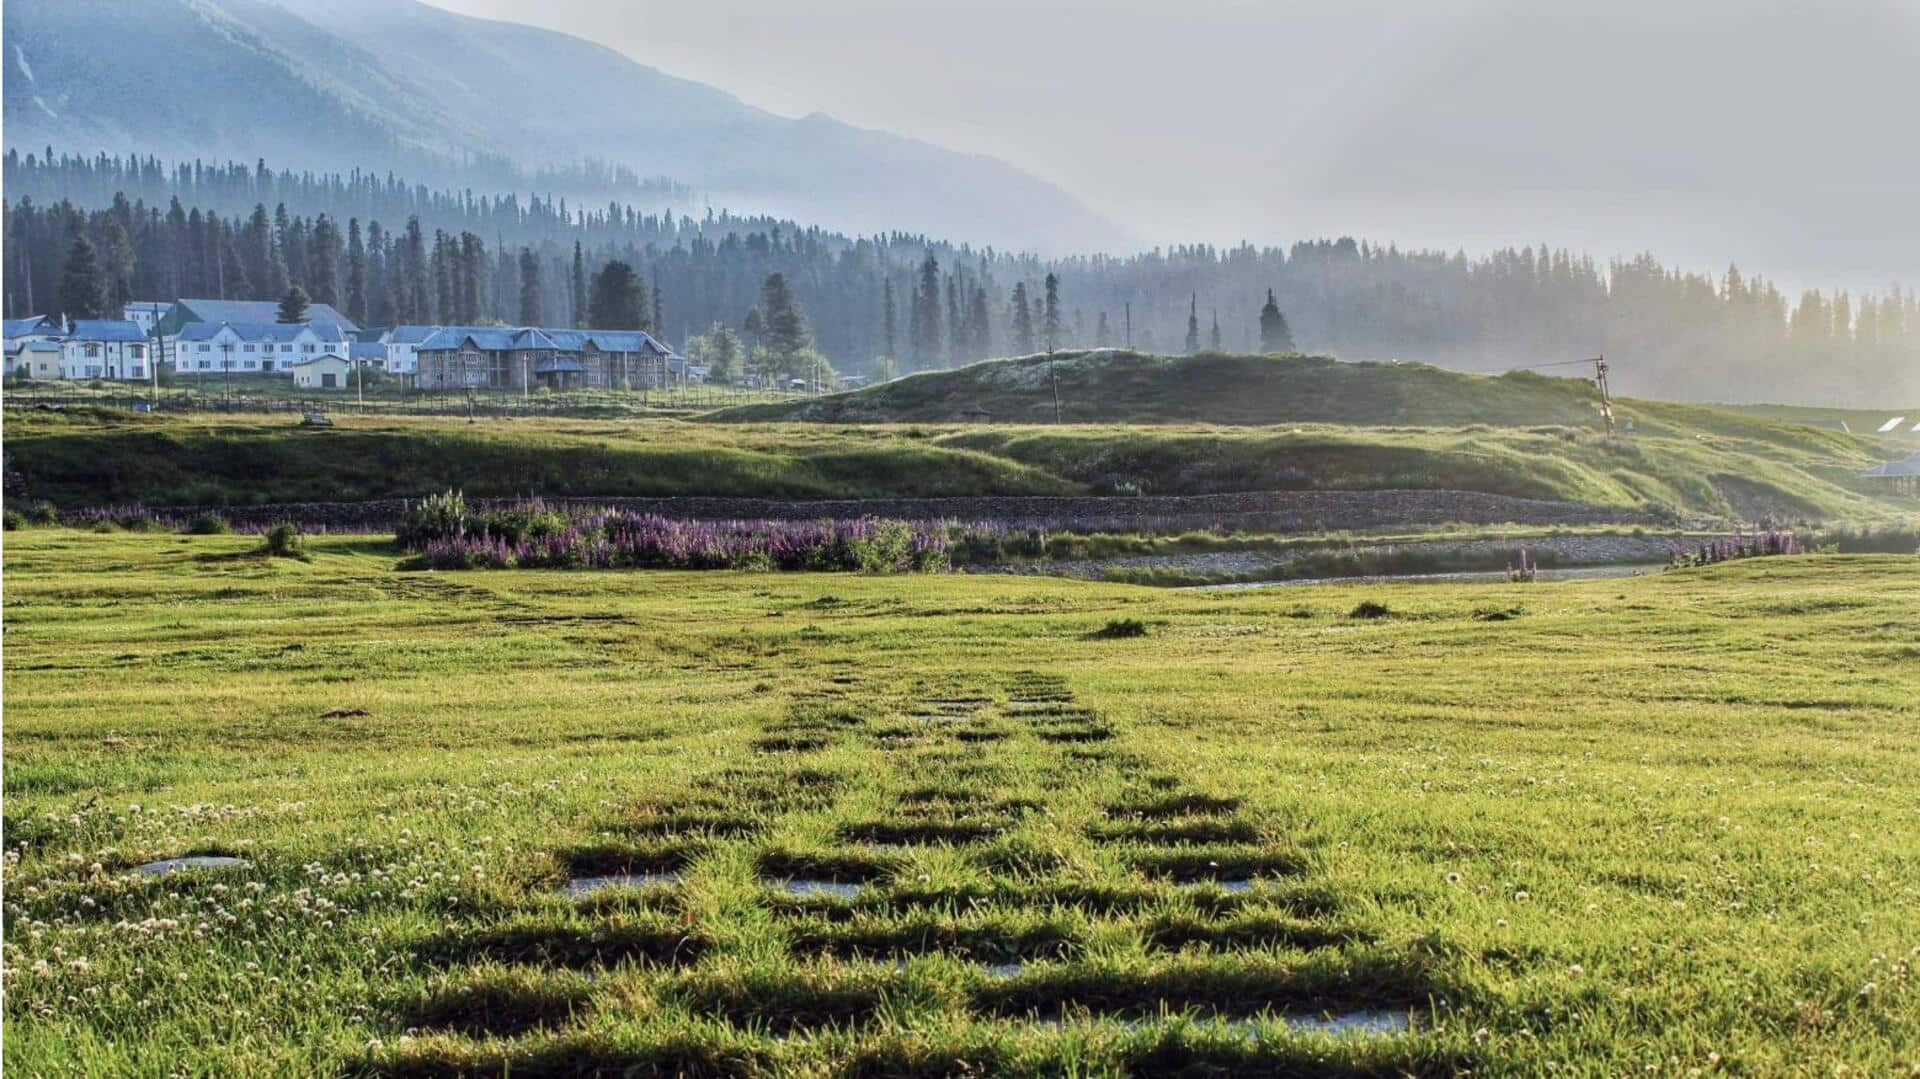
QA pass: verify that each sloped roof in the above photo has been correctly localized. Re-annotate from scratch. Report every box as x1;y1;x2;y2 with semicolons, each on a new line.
176;321;347;343
292;353;352;368
69;319;148;342
1860;452;1920;478
3;316;56;339
348;342;386;360
386;324;500;345
416;325;677;357
174;299;359;333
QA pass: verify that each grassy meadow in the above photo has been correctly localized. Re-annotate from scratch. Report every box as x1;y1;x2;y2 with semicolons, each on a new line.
3;528;1917;1075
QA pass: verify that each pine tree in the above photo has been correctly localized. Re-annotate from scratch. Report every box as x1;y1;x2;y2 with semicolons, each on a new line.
518;248;543;325
1011;282;1034;354
570;241;588;328
1095;310;1111;347
742;309;764;354
587;260;648;329
651;268;664;334
277;285;311;324
946;276;962;364
1209;308;1222;351
705;324;742;383
913;255;942;366
759;272;811;358
344;218;368;325
242;204;274;298
94;217;135;314
1042;273;1062;351
57;229;105;321
1259;288;1294;352
1185;293;1201;354
309;214;341;306
400;217;427;324
881;277;898;365
968;286;990;362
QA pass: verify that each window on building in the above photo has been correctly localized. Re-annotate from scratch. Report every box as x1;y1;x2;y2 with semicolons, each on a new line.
281;344;294;353
304;344;317;353
131;367;145;379
243;344;257;353
198;343;210;352
84;343;101;358
130;345;146;359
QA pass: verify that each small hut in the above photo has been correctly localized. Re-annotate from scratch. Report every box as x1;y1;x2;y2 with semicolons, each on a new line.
958;405;993;424
1860;452;1920;495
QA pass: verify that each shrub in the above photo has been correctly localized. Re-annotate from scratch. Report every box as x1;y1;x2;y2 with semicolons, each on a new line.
1092;617;1149;639
28;501;59;526
261;522;305;558
853;520;917;574
1349;600;1393;619
396;489;471;549
1820;524;1919;555
477;502;568;545
185;513;232;535
2;510;22;531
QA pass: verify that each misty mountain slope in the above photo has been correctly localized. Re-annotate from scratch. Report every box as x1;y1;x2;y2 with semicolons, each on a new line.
1;0;1119;252
2;0;462;166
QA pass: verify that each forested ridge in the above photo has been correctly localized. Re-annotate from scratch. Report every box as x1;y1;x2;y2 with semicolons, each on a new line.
6;150;1914;406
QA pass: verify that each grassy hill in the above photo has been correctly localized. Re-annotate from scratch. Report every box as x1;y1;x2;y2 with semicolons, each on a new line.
6;402;1908;522
709;351;1620;427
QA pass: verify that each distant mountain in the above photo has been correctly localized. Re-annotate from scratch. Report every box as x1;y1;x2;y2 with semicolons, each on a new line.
2;0;1120;253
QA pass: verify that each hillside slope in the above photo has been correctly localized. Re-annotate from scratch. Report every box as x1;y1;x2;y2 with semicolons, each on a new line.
709;351;1617;427
1;0;1117;253
6;407;1904;523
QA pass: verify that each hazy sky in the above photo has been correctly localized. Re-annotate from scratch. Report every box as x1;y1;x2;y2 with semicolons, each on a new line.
425;0;1917;291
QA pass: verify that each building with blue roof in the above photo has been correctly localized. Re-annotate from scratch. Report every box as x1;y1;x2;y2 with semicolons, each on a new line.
414;325;677;391
60;320;153;381
154;299;359;337
166;320;351;376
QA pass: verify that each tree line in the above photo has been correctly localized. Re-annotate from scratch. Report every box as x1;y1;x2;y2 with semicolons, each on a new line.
5;150;1916;404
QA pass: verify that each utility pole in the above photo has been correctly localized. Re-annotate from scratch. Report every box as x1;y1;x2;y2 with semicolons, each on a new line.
1591;356;1616;437
1124;303;1132;350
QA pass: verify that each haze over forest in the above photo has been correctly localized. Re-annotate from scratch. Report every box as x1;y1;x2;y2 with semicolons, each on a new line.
4;0;1915;405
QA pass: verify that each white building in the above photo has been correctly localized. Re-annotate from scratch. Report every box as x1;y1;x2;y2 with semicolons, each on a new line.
292;354;354;389
60;320;152;381
4;315;61;378
122;301;175;333
171;321;351;376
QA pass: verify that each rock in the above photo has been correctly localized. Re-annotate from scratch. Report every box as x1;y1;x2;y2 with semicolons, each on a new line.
135;856;252;877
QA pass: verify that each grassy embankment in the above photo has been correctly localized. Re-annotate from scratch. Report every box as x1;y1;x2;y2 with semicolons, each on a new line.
6;372;788;418
3;530;1917;1074
5;392;1906;522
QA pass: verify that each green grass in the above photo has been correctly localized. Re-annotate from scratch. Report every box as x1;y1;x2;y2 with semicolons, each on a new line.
4;530;1917;1074
6;401;1910;520
9;372;787;417
708;352;1621;427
